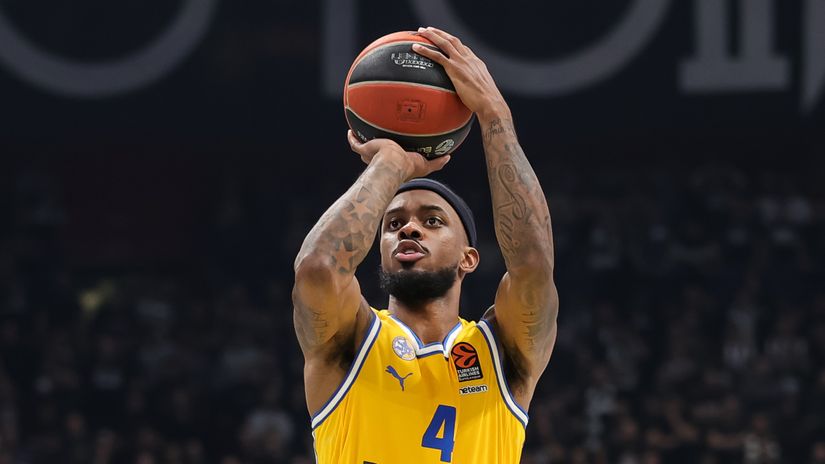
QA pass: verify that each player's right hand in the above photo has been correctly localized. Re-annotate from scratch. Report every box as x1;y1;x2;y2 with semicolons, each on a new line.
347;130;451;180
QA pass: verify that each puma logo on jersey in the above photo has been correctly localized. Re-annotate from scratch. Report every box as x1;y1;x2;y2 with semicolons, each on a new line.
385;365;412;391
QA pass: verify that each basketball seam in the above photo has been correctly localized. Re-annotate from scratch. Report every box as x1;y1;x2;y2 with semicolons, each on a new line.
345;106;473;137
347;80;457;95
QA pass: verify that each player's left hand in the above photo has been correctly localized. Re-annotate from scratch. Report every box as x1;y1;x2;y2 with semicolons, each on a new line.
413;27;509;120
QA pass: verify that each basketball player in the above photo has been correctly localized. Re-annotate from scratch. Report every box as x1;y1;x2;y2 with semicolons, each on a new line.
293;27;558;463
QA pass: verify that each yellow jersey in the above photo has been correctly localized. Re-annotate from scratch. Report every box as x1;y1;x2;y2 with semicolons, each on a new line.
311;308;528;463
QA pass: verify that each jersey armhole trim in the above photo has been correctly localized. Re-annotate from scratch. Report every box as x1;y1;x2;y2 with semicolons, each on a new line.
310;310;382;430
477;319;529;428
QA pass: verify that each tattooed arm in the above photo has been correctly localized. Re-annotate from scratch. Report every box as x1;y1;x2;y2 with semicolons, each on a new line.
415;28;558;406
480;111;558;397
293;131;449;412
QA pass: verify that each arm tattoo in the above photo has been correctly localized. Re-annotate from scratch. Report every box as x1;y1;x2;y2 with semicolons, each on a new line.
483;117;557;353
494;161;532;260
293;160;408;349
483;118;553;270
294;304;332;345
298;159;407;275
484;118;510;143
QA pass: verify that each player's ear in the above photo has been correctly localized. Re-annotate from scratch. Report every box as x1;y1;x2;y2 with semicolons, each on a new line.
458;247;479;274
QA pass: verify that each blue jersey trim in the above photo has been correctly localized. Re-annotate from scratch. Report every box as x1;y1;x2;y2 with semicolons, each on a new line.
477;320;529;428
416;350;444;359
310;310;381;430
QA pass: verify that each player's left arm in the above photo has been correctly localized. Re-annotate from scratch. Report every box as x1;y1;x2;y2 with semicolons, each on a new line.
415;27;558;403
479;108;558;396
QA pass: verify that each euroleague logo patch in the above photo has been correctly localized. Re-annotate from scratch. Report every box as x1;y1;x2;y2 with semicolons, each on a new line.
451;342;483;382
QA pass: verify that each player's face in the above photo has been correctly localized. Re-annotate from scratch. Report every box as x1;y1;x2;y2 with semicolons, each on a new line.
379;190;475;275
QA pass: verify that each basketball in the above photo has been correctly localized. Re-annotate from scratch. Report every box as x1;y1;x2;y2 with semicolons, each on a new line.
344;31;474;159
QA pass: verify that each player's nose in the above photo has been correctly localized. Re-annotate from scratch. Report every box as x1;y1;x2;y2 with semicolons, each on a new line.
398;221;422;240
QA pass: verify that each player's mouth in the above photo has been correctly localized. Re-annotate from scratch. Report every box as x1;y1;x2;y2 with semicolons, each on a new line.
393;240;428;263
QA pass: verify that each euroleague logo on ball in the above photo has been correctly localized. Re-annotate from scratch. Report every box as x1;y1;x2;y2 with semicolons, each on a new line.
451;342;483;382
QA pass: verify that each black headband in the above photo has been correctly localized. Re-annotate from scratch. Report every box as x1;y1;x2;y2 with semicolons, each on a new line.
395;178;477;248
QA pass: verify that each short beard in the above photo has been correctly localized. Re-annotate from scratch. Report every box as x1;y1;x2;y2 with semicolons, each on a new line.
378;266;458;308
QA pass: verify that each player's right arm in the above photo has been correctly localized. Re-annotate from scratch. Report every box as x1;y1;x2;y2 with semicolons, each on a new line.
293;131;449;411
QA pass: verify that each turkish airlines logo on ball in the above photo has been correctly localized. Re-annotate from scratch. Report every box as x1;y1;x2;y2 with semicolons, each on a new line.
391;52;433;70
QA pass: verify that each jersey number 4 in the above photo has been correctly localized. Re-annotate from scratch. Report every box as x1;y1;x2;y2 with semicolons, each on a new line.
421;405;456;462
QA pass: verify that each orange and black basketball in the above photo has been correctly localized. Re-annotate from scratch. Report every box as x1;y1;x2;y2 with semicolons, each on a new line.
344;31;474;159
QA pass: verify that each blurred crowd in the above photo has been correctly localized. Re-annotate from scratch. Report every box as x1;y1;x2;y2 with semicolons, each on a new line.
1;158;824;463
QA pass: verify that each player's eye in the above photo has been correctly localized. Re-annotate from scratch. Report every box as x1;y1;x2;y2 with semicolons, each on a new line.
425;217;443;227
388;219;402;230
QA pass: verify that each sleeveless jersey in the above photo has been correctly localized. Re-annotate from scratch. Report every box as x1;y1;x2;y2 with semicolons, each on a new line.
311;308;528;464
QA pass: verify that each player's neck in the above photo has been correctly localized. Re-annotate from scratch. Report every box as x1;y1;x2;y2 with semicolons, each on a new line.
388;285;461;345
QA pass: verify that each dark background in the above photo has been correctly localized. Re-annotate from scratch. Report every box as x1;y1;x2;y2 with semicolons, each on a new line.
1;1;824;463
